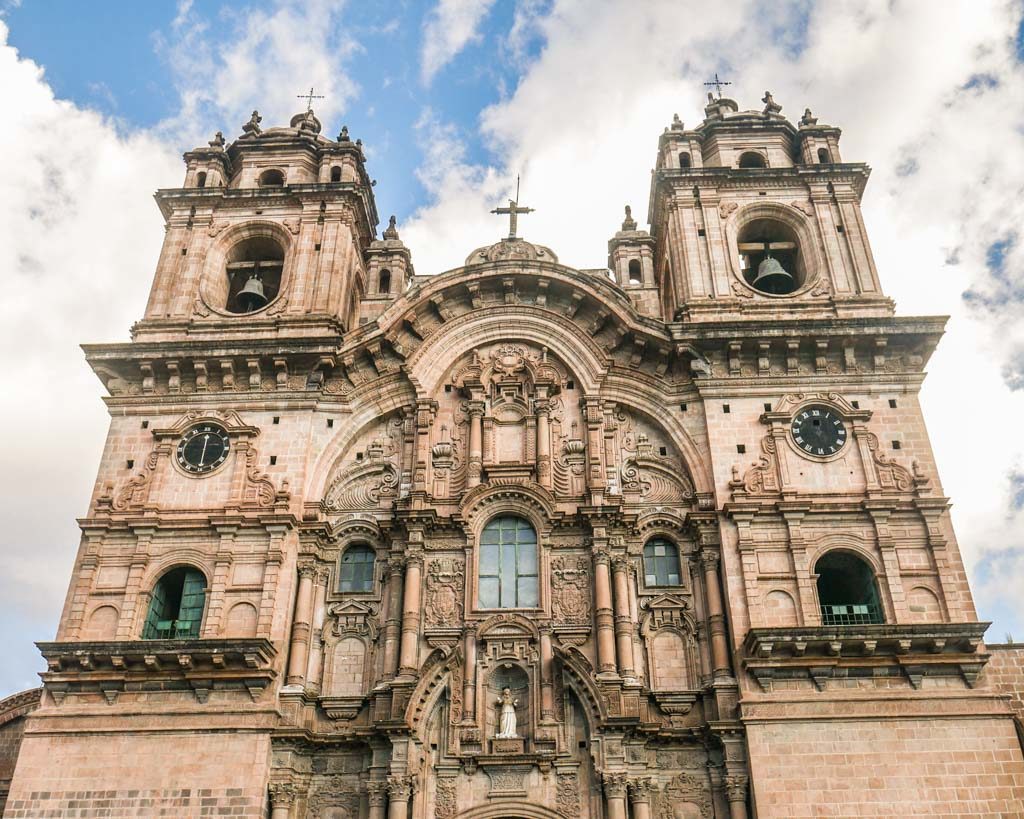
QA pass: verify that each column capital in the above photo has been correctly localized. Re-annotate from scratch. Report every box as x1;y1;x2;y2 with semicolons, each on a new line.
297;563;317;580
699;549;721;572
724;774;749;802
593;549;612;566
627;777;654;801
365;780;388;807
387;774;417;800
611;556;631;573
602;771;628;798
268;781;298;807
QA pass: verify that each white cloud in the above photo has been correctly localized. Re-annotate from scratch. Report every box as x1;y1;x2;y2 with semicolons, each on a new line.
420;0;496;84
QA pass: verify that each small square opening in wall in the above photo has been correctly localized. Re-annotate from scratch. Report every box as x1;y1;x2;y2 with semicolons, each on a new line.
314;243;322;252
327;418;334;428
851;400;860;409
697;228;706;237
679;403;688;412
269;456;277;466
758;191;767;196
272;416;280;425
126;459;134;469
723;404;731;414
892;440;902;450
356;451;364;461
737;444;746;454
444;384;452;393
141;420;149;429
763;403;772;412
181;248;187;256
888;399;898;408
659;446;667;457
566;380;575;390
837;224;845;233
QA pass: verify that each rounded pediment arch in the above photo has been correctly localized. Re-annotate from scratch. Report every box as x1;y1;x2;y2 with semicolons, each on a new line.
404;306;609;398
476;611;541;642
459;482;557;536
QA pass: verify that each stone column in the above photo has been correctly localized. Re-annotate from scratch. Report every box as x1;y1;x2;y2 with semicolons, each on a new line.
382;557;406;679
593;551;617;674
366;781;388;819
628;778;654;819
397;553;424;677
725;774;749;819
386;775;415;819
536;395;552;489
467;399;485;489
701;550;731;678
463;626;477;722
602;773;628;819
304;569;330;692
268;783;297;819
540;626;555;720
286;565;316;686
611;558;636;679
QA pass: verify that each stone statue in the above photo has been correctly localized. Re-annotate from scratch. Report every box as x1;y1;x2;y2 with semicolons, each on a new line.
242;110;262;137
496;687;519;738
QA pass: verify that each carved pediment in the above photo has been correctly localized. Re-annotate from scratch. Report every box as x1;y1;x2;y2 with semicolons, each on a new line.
640;594;694;633
328;600;379;638
322;456;398;512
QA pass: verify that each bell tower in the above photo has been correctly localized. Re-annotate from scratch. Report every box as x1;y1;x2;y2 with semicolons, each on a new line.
649;93;889;322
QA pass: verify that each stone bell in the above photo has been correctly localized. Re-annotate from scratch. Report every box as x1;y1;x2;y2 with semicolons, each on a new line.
237;274;268;311
751;253;794;294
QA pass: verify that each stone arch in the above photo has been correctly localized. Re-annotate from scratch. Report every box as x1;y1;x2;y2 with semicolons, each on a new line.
553;645;607;725
223;601;258;637
764;589;799;627
83;604;119;640
723;200;826;298
406;647;463;733
907;585;944;622
403;306;610;398
197;220;295;317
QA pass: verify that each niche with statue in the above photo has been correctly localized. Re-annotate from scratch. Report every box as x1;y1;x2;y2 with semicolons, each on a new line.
487;664;529;754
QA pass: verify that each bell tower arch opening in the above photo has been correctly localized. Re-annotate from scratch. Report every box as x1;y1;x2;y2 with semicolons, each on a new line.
737;217;804;295
224;236;284;313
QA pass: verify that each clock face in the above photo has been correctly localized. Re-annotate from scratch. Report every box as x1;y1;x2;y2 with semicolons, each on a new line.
790;406;847;457
176;424;230;474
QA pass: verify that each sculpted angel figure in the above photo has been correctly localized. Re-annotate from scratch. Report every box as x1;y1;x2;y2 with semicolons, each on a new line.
495;687;519;738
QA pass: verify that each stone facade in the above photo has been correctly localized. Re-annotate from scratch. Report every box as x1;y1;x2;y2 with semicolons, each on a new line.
4;96;1024;818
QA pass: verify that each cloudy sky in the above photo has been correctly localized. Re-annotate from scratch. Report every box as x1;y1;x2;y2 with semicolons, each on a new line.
1;0;1023;697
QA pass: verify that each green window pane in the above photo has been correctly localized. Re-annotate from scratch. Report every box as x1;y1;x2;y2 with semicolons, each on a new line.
479;577;500;608
518;575;538;607
480;542;500;575
479;516;539;609
340;545;375;592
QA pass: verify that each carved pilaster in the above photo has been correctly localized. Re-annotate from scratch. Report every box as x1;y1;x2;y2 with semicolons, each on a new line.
593;549;617;674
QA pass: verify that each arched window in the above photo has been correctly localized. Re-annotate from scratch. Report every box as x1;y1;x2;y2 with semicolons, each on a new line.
815;551;883;625
678;151;692;168
225;236;285;313
643;539;682;586
196;171;207;188
737;217;804;296
330;165;342;182
143;566;206;639
738;151;767;169
627;259;642;285
479;516;538;608
817;147;831;164
379;268;392;294
258;168;285;187
339;544;376;593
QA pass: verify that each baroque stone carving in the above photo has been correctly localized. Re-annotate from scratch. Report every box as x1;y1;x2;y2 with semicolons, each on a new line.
112;450;160;511
424;558;465;626
435;778;457;819
551;556;591;624
733;435;780;496
556;770;581;817
657;772;713;819
323;443;399;512
866;432;915;492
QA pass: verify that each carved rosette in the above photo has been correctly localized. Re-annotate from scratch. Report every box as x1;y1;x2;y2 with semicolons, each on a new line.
424;558;465;627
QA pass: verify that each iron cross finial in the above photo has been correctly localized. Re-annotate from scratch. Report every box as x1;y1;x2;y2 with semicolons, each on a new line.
704;72;732;99
490;175;535;239
297;86;325;116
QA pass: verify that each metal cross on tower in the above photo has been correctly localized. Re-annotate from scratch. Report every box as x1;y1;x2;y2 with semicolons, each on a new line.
490;176;535;239
297;86;325;115
704;72;732;99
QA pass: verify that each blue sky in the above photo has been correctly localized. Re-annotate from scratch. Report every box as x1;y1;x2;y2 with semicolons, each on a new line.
2;0;1024;697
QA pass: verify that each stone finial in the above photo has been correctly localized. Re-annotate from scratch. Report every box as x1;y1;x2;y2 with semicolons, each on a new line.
621;205;637;231
762;91;782;115
338;125;350;142
208;131;225;149
671;113;684;130
242;110;262;136
800;108;818;126
383;214;400;240
707;91;716;105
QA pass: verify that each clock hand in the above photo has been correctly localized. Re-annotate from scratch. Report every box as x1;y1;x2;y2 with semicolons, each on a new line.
199;434;209;466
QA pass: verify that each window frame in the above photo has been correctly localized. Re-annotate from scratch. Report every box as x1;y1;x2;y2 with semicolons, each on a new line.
643;538;683;588
338;543;377;594
477;516;540;610
143;566;207;640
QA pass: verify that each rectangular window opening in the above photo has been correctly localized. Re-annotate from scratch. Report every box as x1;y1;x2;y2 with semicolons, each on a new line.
444;384;452;393
763;403;772;412
697;228;706;237
888;399;898;408
327;418;334;428
892;440;901;450
566;379;575;390
356;452;364;461
736;444;746;454
269;455;277;465
141;420;149;429
659;446;667;457
126;459;134;469
272;416;280;425
679;403;687;412
314;243;322;252
723;404;731;414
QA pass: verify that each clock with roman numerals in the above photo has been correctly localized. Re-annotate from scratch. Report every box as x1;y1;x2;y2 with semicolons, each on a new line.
176;423;230;474
790;406;847;457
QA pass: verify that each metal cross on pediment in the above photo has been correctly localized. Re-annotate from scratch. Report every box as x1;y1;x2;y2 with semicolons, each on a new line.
704;72;732;99
297;86;325;115
491;176;535;239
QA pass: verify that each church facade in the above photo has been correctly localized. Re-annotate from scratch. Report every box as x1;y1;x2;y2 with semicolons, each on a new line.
3;94;1024;818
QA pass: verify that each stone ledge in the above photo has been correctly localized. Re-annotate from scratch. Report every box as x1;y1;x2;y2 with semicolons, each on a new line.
37;638;278;704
